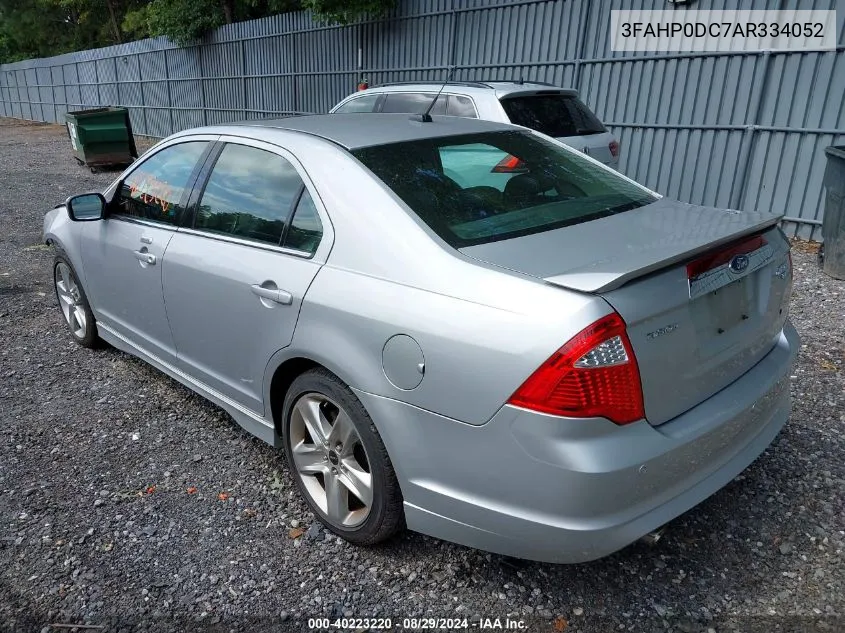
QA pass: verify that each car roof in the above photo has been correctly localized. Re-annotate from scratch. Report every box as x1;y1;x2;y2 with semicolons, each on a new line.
224;113;519;150
356;81;578;98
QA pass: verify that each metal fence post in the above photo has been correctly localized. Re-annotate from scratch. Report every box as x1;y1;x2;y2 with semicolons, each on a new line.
139;56;149;135
18;68;24;119
241;38;248;118
164;48;174;135
291;35;299;114
21;66;31;120
94;59;101;106
448;0;459;70
50;65;57;122
113;57;119;110
729;50;773;210
2;70;8;118
199;45;208;125
730;0;787;211
13;70;19;118
573;0;593;94
0;70;6;117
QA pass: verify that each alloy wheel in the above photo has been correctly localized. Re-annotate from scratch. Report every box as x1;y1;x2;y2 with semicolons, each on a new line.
288;393;373;528
55;262;87;339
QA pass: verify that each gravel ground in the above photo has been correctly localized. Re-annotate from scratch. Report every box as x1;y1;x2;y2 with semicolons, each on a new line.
1;117;843;633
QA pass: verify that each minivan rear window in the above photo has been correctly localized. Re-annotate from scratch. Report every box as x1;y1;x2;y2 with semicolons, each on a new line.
353;130;655;248
501;94;606;138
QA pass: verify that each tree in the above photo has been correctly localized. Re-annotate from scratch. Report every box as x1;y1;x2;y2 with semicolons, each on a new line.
124;0;395;45
122;0;301;45
0;0;396;61
302;0;395;24
0;0;147;62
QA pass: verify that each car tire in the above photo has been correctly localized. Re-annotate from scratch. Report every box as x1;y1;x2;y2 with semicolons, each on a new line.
282;368;405;545
53;254;99;349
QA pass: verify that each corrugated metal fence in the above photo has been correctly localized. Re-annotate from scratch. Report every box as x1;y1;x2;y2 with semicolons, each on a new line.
1;0;843;239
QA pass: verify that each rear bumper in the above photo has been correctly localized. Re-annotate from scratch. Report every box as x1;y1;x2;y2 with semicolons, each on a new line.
356;320;799;564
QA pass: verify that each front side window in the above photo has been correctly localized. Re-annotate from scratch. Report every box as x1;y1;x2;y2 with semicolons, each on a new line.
501;94;606;138
381;93;447;115
195;144;304;246
334;94;380;113
115;141;208;225
353;131;656;248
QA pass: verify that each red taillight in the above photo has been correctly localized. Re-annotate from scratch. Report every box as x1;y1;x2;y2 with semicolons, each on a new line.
609;140;620;158
491;154;528;173
686;234;767;279
508;313;645;425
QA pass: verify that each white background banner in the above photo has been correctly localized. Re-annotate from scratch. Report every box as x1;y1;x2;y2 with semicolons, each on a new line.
610;10;838;52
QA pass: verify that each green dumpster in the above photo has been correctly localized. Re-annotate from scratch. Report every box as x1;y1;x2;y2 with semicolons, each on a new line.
65;107;138;172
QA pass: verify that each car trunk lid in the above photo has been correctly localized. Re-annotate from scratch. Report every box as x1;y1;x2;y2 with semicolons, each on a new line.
460;198;792;425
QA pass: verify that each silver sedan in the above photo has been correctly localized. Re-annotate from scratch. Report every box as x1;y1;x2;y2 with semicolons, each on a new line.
44;114;798;563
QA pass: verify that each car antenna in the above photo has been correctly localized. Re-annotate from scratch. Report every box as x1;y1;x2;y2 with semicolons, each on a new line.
414;65;456;123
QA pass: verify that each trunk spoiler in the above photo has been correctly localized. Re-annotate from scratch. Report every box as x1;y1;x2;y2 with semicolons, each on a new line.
543;215;782;293
460;199;784;294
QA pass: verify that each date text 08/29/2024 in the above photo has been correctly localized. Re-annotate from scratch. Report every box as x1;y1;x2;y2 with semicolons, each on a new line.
307;617;539;630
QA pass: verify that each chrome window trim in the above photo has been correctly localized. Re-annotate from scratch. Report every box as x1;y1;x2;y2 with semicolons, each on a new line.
107;215;179;231
176;226;313;259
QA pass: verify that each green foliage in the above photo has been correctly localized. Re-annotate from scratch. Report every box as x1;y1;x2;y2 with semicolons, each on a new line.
0;0;395;62
123;0;303;45
120;4;153;39
0;0;68;61
302;0;394;24
0;0;148;62
141;0;226;45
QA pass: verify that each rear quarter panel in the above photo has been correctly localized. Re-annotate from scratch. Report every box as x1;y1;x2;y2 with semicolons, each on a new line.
284;265;609;425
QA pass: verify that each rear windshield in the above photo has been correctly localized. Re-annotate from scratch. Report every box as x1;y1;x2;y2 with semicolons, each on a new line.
501;94;606;137
352;130;656;248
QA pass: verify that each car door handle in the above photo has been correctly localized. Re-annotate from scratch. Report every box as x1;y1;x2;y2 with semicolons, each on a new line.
133;250;156;265
250;284;293;305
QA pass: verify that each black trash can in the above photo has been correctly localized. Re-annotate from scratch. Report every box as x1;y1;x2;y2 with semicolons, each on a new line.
821;145;845;280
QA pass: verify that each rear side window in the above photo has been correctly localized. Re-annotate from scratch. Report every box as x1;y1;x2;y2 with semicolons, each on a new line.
501;94;606;137
195;144;303;246
283;189;323;255
334;94;380;113
116;141;208;225
448;95;477;118
353;131;655;248
382;93;446;115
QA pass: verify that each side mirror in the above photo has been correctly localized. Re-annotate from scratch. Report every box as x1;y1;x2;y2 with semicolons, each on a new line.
66;193;106;221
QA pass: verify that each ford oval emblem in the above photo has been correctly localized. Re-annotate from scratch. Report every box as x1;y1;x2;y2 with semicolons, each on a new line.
730;254;750;273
